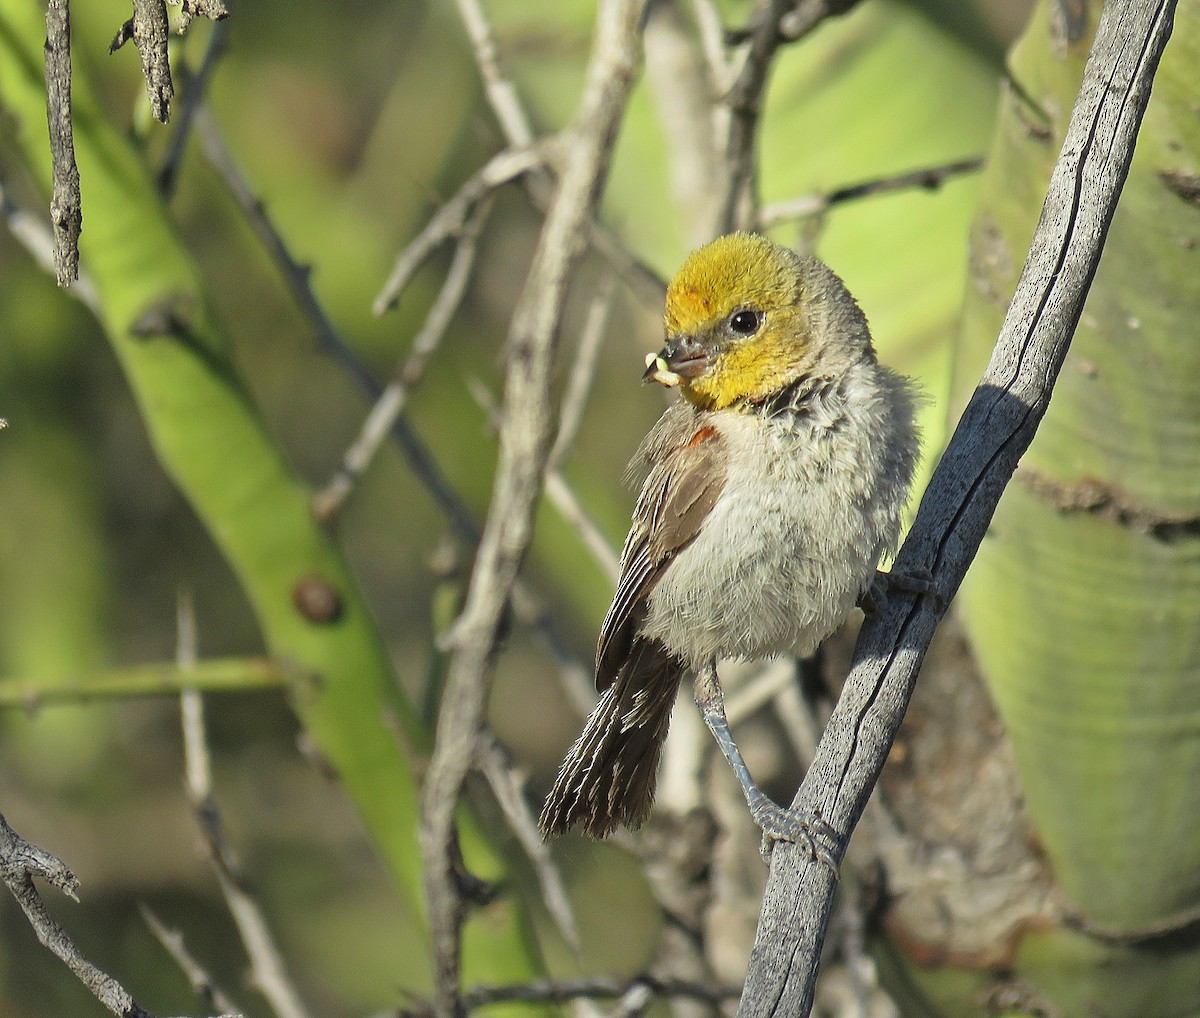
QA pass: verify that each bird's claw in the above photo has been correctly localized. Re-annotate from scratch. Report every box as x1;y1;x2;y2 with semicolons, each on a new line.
860;567;944;614
747;792;841;878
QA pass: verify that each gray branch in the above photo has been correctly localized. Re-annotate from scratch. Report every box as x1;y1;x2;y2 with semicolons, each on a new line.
110;0;228;124
737;1;1178;1014
110;0;173;123
0;812;235;1018
418;0;646;1013
44;0;81;286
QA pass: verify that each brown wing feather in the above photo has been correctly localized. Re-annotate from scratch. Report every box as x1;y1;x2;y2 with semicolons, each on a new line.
595;413;727;690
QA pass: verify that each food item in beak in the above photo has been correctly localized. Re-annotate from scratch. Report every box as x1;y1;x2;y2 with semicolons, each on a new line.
644;352;682;388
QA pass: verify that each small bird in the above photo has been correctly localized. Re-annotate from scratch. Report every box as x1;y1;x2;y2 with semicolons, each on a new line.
539;232;920;852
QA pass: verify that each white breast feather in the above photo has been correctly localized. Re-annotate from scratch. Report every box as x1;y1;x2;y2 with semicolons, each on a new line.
638;362;916;669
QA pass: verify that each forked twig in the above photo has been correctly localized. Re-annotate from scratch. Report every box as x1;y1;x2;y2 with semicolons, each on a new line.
110;0;173;122
0;812;236;1018
316;198;493;520
373;146;544;316
109;0;229;124
450;0;665;303
716;0;865;234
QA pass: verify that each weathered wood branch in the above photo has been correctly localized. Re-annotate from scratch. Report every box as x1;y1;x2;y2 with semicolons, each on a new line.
737;1;1178;1013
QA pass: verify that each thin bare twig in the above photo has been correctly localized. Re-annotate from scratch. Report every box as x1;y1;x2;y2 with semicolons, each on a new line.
544;472;622;583
738;2;1178;1013
451;0;666;304
716;0;865;234
757;157;984;229
469;378;621;584
141;905;242;1017
452;0;536;148
476;735;581;953
714;0;790;234
373;146;544;316
316;199;492;520
510;584;596;715
176;596;313;1018
777;0;861;42
44;0;81;286
584;218;667;305
724;0;861;44
419;1;646;1012
194;107;482;544
547;273;615;470
159;14;231;197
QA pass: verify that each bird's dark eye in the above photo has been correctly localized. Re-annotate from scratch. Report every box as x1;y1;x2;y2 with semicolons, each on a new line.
728;309;762;337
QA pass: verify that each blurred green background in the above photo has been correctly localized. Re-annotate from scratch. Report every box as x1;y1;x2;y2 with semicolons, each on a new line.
0;0;1025;1014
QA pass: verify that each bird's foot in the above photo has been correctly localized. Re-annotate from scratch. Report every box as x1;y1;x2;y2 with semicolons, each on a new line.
745;790;841;878
860;567;943;615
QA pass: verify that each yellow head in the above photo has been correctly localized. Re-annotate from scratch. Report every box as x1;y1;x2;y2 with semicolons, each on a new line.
646;233;871;410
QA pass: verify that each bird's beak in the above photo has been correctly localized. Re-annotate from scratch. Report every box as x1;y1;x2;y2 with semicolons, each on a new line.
642;336;710;388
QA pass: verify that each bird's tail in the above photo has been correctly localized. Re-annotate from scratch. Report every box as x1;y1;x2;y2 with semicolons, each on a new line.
540;639;685;839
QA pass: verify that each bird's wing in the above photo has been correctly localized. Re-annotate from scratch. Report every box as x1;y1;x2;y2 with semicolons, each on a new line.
595;420;727;690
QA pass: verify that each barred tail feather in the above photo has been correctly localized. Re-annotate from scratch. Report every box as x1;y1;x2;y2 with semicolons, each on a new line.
540;639;685;839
